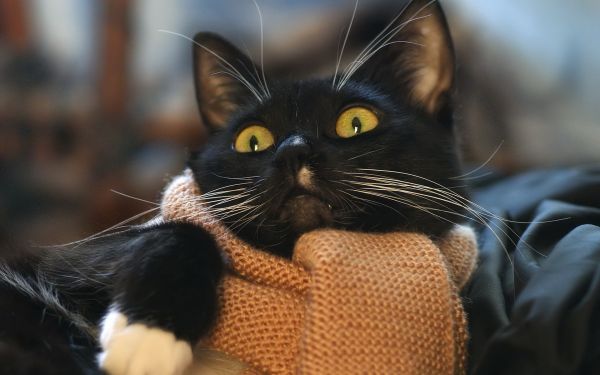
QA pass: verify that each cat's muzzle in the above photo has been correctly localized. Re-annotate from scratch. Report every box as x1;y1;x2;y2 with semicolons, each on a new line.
279;193;334;233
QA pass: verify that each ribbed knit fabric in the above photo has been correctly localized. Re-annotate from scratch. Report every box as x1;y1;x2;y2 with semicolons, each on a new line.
161;170;478;375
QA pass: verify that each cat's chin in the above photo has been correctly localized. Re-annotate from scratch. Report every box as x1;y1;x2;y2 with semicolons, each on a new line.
280;194;334;233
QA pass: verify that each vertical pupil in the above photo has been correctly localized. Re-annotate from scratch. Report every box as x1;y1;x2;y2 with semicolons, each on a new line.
249;135;259;151
352;117;362;134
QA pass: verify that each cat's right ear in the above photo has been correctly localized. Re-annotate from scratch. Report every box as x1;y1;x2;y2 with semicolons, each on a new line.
349;0;455;120
192;32;262;131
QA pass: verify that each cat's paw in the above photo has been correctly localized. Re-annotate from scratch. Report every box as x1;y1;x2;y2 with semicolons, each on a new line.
98;308;193;375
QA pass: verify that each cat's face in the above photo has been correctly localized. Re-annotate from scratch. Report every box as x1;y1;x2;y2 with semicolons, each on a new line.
188;0;467;257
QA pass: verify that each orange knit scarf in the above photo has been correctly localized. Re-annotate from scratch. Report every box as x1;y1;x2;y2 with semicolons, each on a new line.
161;170;478;375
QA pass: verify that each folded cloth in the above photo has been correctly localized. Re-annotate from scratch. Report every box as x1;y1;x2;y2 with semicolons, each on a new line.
161;170;478;375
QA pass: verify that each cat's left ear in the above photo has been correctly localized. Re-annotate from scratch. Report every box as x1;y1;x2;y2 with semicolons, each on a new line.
192;32;263;131
352;0;454;118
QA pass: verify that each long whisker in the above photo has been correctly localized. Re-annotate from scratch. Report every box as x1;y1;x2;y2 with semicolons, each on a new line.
337;0;415;87
452;172;494;181
110;189;159;206
337;15;430;90
46;207;161;249
158;29;264;102
250;0;270;98
348;147;385;161
341;176;515;265
337;0;436;90
332;0;359;89
353;169;568;225
451;140;504;180
210;173;261;181
361;174;569;236
343;170;561;262
239;41;270;97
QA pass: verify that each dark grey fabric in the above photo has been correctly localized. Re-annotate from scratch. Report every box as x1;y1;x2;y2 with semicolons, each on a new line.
465;166;600;375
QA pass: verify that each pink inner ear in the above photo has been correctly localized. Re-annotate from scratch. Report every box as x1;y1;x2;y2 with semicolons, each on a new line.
198;55;243;129
193;33;262;131
407;13;454;115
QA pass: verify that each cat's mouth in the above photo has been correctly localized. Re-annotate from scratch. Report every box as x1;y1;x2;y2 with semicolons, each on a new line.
279;189;334;233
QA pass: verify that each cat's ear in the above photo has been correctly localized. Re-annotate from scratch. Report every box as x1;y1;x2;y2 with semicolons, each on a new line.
352;0;454;118
192;32;262;131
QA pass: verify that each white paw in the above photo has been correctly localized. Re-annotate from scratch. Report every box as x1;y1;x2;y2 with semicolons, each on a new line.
98;308;193;375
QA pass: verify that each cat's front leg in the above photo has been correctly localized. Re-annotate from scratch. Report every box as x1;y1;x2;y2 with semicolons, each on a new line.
97;222;223;375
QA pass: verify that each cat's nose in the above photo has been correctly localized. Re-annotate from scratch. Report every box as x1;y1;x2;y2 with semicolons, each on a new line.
274;134;312;172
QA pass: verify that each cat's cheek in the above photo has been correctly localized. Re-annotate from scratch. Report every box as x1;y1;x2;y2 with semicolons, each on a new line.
97;307;193;375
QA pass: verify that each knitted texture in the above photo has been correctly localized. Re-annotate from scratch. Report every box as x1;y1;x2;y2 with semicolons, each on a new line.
161;170;478;375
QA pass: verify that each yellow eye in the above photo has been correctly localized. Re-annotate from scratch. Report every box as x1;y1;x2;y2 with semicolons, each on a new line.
234;125;275;153
335;106;379;138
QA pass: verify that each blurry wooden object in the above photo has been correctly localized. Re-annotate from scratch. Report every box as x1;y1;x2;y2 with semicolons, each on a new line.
0;0;30;51
98;0;131;121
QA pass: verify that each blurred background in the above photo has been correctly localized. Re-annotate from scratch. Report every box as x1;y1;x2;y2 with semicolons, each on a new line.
0;0;599;244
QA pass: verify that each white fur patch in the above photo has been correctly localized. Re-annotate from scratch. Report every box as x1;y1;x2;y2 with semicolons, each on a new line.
98;308;193;375
452;224;477;243
99;307;129;348
297;166;313;190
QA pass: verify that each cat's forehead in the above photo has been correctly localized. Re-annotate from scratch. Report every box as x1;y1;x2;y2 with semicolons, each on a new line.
273;79;379;104
267;80;339;109
222;78;399;136
251;79;388;121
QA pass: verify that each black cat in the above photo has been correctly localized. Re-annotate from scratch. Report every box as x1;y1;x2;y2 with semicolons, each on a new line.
0;1;469;374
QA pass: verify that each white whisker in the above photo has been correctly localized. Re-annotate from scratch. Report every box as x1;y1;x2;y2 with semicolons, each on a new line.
332;0;359;89
110;189;159;206
342;169;561;264
338;0;415;85
250;0;270;98
210;173;261;181
451;140;505;180
47;207;161;249
336;0;436;90
158;29;265;102
239;41;270;97
348;147;385;161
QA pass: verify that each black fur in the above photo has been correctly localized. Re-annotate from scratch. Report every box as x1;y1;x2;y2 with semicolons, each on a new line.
113;223;222;343
0;283;97;375
0;1;466;373
0;222;222;373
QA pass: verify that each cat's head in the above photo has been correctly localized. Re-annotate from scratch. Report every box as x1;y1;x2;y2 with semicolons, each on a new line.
188;0;467;257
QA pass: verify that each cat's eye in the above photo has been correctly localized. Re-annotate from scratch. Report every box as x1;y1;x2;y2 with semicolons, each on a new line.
234;125;275;153
335;106;379;138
